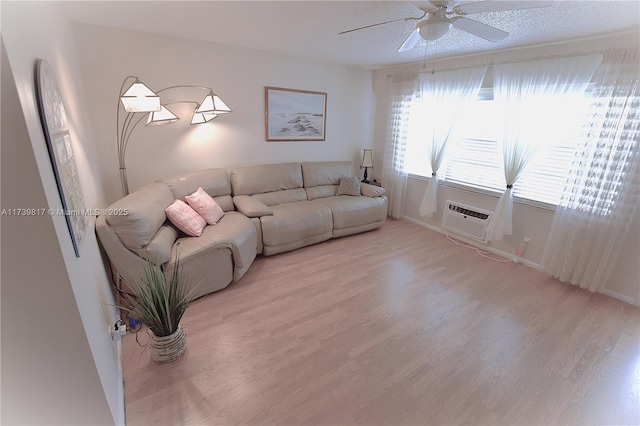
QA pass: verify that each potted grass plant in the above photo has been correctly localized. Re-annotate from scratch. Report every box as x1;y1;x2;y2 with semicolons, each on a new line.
118;256;199;363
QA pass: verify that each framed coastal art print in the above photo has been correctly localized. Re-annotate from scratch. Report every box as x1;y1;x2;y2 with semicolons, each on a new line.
265;87;327;141
35;58;87;257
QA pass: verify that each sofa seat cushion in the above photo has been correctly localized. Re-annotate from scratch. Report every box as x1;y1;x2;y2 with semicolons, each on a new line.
260;201;332;249
312;195;388;230
171;211;257;279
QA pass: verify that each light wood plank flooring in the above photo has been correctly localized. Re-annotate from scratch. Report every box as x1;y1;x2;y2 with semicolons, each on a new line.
122;218;640;425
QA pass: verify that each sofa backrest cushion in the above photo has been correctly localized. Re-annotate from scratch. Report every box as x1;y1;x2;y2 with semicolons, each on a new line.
305;185;339;201
302;161;353;200
252;188;308;206
160;168;234;212
231;163;303;196
106;182;175;251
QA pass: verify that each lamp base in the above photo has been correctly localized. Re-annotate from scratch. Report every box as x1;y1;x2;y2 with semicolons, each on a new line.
362;167;370;184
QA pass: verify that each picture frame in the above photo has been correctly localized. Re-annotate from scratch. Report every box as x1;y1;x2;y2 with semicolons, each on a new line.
265;86;327;141
35;59;87;257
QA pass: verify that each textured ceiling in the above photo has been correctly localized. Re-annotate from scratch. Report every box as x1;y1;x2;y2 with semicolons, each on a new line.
63;1;640;69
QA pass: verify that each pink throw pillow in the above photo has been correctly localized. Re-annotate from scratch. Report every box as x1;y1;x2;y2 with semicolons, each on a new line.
185;187;225;225
165;199;206;237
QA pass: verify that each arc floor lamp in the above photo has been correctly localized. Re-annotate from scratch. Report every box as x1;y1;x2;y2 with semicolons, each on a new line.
117;76;232;196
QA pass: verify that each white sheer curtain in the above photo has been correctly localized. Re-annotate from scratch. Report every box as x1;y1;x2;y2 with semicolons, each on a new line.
417;67;487;218
541;49;640;292
485;55;602;241
382;73;418;218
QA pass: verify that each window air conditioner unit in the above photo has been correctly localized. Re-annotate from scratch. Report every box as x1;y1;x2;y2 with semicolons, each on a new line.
442;200;492;242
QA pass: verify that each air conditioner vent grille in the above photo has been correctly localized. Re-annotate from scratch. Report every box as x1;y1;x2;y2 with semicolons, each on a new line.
448;204;490;220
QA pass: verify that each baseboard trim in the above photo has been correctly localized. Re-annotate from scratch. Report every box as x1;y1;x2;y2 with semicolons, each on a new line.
400;216;639;306
601;288;638;306
401;215;539;270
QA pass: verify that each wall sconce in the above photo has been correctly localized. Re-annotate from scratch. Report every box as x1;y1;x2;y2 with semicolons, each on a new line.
117;76;232;196
361;149;373;183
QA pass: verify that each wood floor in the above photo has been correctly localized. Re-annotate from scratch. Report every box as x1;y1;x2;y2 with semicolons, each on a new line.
122;218;640;426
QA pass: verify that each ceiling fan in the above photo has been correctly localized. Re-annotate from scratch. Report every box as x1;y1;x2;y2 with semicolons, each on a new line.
339;1;552;52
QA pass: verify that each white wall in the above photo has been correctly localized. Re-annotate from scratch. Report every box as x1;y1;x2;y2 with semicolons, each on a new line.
372;31;640;304
1;2;124;424
1;13;374;421
71;23;375;203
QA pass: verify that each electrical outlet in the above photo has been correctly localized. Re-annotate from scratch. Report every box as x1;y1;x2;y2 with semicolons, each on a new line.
116;323;127;336
109;321;127;340
515;237;531;258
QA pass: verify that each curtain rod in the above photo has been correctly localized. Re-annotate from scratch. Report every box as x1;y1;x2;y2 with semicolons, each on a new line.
425;50;605;75
386;46;637;78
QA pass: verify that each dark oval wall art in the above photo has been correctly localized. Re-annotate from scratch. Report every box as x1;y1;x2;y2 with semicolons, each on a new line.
35;59;86;257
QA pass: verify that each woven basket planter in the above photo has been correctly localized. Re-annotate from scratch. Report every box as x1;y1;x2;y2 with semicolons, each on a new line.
149;325;186;363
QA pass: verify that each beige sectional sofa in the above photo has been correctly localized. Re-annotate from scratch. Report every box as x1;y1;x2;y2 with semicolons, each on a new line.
96;161;388;300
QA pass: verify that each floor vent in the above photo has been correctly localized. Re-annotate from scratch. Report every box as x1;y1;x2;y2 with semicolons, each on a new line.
442;201;492;242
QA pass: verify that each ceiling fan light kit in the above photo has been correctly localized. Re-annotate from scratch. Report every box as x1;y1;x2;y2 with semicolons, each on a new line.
418;15;450;42
340;1;552;52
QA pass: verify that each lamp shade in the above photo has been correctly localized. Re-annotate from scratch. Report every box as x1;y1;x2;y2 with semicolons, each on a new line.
190;109;218;125
361;149;373;168
120;79;161;112
196;91;232;114
146;105;179;126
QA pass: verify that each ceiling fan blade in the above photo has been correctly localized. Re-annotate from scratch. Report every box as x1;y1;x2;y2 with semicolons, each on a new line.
339;12;427;35
412;1;438;11
451;17;508;41
455;1;552;15
398;29;422;52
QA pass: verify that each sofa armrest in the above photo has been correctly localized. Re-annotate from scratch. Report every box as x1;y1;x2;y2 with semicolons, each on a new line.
361;183;386;198
233;195;273;217
134;223;177;265
96;215;151;292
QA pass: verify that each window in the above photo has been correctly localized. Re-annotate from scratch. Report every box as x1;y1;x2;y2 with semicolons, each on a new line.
404;87;592;207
